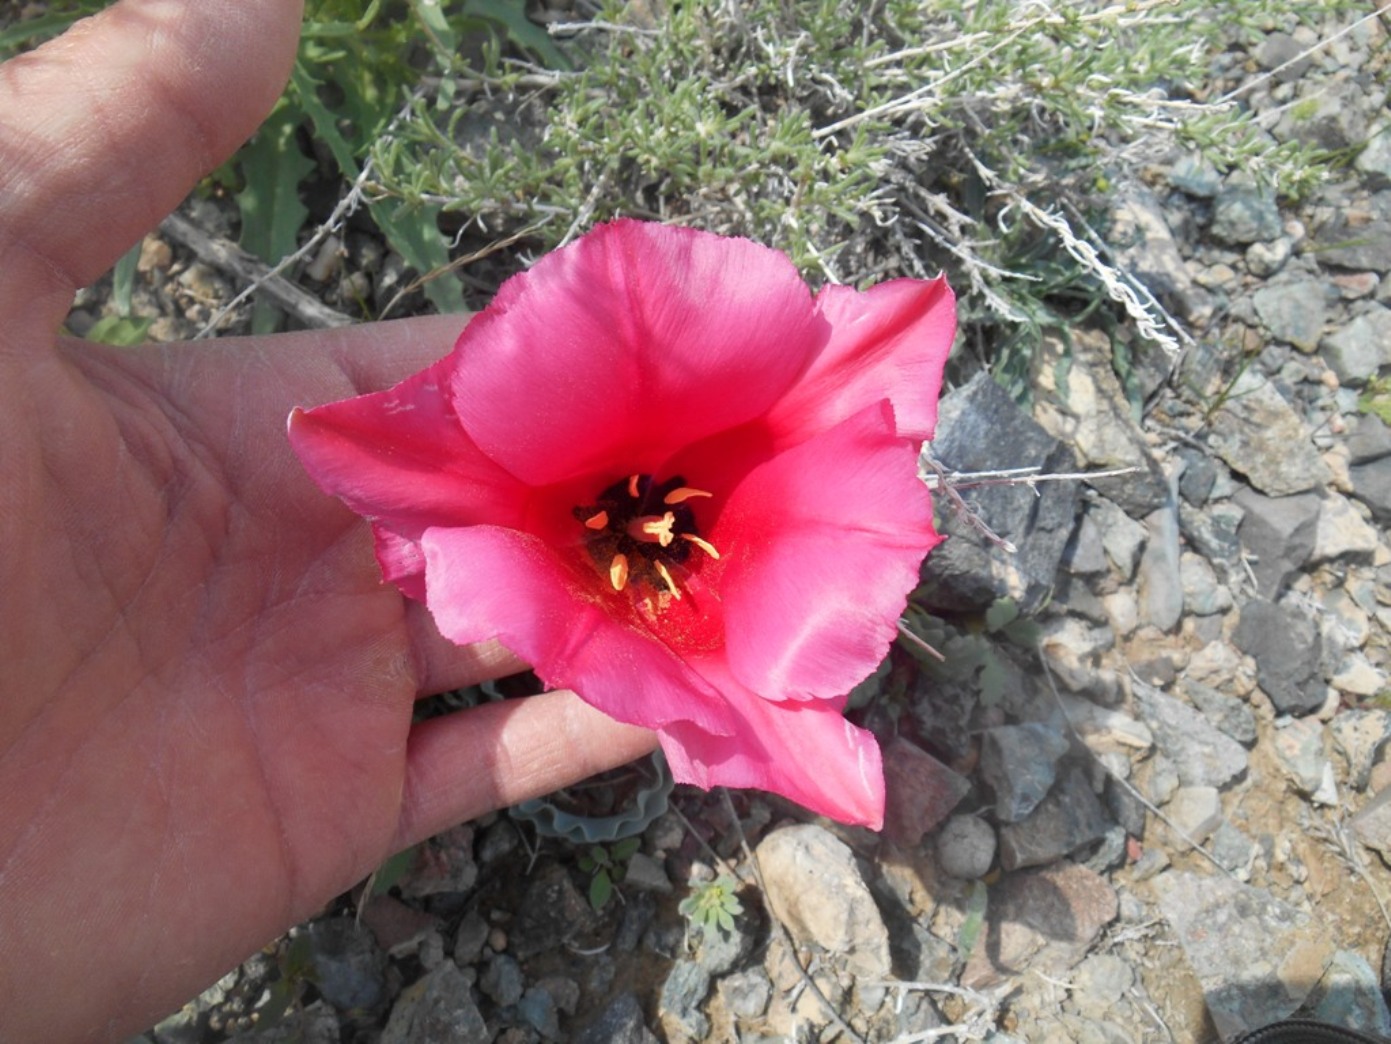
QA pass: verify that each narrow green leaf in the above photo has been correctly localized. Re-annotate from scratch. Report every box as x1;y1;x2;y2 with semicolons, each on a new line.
235;104;314;333
956;879;988;959
589;870;613;911
84;315;153;347
462;0;570;70
111;239;142;318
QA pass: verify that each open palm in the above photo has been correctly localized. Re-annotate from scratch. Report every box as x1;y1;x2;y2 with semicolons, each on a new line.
0;3;653;1040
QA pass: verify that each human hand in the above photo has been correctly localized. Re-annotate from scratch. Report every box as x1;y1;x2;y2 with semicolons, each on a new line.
0;3;655;1040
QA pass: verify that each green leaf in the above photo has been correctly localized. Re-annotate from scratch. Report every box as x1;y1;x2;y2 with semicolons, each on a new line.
956;879;988;959
589;869;613;911
235;104;314;333
462;0;570;70
371;198;465;314
984;598;1020;633
612;837;641;862
84;315;153;347
110;239;142;318
371;846;417;895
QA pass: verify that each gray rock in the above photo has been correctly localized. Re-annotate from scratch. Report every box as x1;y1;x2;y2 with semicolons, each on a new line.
1091;496;1149;580
1314;219;1391;271
1252;279;1328;351
1166;786;1223;842
1139;497;1185;632
305;919;388;1013
1108;185;1208;322
692;906;754;978
223;1000;340;1044
518;986;562;1040
1069;953;1135;1021
1350;456;1391;523
1313;492;1380;564
1330;710;1391;790
1209;371;1332;495
1180;550;1232;616
658;961;711;1042
1156;871;1335;1040
576;992;658;1044
1235;487;1321;598
1169;152;1222;197
997;766;1112;872
1133;683;1249;788
1272;717;1335;798
1348;414;1391;464
1211;187;1283;244
1209;820;1257;875
981;723;1072;822
1180;499;1244;572
1063;513;1109;576
1353;787;1391;862
1233;599;1326;716
381;962;489;1044
1254;31;1313;80
1356;123;1391;190
480;953;525;1007
1182;680;1258;747
622;853;672;894
754;824;891;979
961;861;1117;988
1276;79;1370;151
717;968;771;1020
509;863;600;960
1324;305;1391;383
1307;950;1391;1036
398;824;477;898
922;372;1080;613
935;814;997;879
452;911;489;967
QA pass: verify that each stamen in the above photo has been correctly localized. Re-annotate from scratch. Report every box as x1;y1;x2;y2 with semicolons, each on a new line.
627;474;642;498
629;511;676;547
584;510;609;530
681;533;721;560
653;561;682;600
609;553;630;592
663;486;713;505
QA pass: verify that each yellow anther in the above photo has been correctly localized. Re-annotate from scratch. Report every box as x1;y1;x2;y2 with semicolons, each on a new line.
627;474;642;498
653;561;682;600
609;553;630;593
584;510;609;530
663;486;713;505
681;533;721;560
629;511;676;547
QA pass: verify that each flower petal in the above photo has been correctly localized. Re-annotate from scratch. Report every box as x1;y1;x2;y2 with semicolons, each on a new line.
371;523;427;603
661;656;884;828
288;355;528;530
448;220;827;486
714;402;940;701
420;525;738;737
764;276;955;446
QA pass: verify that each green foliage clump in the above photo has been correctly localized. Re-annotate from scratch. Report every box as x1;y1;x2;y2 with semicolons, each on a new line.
679;874;744;939
577;837;641;911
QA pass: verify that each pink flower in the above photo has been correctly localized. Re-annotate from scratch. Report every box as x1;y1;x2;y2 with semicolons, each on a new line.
288;220;954;828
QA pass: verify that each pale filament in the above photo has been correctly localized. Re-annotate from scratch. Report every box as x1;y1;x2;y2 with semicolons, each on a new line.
653;561;682;600
628;511;676;547
627;473;642;498
609;553;630;592
663;486;713;505
681;533;720;560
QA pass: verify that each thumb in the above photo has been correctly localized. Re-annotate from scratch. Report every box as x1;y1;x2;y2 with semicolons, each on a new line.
0;0;305;332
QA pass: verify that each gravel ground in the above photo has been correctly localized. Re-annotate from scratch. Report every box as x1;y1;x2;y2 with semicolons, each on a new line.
82;6;1391;1043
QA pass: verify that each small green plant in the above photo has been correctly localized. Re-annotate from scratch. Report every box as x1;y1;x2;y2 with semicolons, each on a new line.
898;597;1039;707
1358;375;1391;426
679;874;744;940
577;837;641;911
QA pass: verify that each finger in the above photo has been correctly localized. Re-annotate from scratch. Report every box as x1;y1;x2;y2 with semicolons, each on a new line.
406;607;527;697
0;0;304;328
393;690;660;849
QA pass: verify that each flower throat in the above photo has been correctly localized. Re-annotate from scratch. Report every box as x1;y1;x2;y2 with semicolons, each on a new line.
574;473;720;600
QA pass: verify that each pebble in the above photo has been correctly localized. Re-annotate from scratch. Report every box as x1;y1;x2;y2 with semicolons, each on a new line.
997;766;1112;871
1232;599;1326;716
1133;683;1249;788
935;814;998;880
980;723;1072;822
753;825;891;979
1252;278;1327;350
380;962;488;1044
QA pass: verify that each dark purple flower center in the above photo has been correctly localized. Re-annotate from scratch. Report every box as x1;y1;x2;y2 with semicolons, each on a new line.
573;473;720;598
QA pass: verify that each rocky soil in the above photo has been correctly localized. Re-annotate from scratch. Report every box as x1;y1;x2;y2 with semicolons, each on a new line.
109;8;1391;1044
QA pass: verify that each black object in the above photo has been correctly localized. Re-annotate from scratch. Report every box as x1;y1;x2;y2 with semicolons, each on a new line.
1232;1019;1391;1043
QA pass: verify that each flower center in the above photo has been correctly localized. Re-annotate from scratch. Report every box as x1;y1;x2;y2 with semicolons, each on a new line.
574;473;720;600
